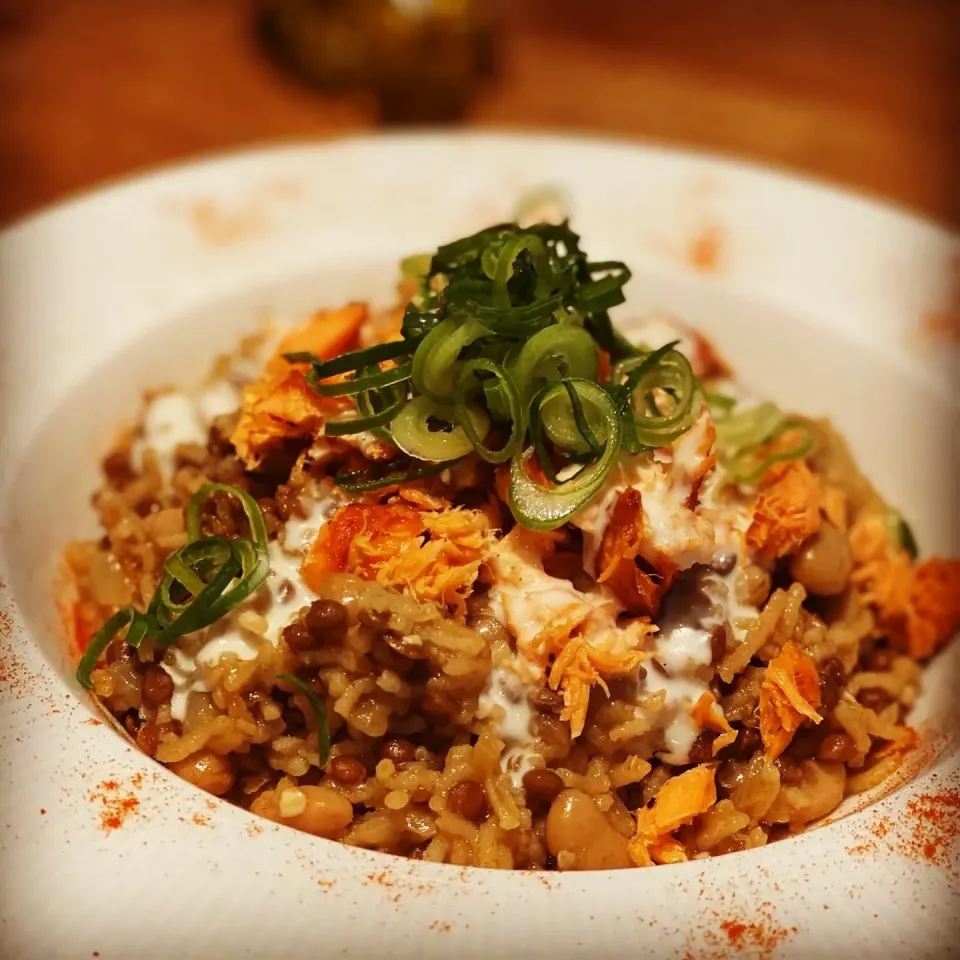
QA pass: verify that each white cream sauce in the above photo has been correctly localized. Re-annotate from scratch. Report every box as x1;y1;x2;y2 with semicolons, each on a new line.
161;488;340;721
136;381;242;477
477;662;539;786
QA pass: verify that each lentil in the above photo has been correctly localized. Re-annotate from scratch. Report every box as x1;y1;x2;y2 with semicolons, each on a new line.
305;599;348;642
382;739;417;765
522;769;565;803
818;732;857;763
141;665;174;707
329;756;367;785
446;780;488;822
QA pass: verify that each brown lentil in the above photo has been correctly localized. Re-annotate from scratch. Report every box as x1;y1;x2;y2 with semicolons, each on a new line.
446;780;488;822
867;646;896;672
329;756;367;785
359;608;392;632
522;769;565;803
818;732;857;763
282;620;317;653
858;688;894;712
709;625;728;665
819;658;846;713
528;687;564;713
256;497;281;538
141;665;174;707
382;739;417;766
102;449;134;488
305;599;349;642
274;484;300;522
688;731;719;764
732;727;763;759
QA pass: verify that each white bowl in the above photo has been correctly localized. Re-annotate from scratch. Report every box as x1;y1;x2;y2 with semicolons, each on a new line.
1;133;957;959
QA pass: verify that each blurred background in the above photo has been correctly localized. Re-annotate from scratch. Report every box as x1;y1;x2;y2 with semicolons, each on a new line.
1;0;957;226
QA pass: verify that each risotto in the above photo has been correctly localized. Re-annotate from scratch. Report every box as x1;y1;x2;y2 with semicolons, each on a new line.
59;219;960;870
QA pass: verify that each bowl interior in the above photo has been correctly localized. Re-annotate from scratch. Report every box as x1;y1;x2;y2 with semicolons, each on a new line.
2;260;957;819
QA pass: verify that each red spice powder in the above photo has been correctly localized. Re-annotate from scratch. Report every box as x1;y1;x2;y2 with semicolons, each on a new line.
903;789;960;867
686;224;724;273
920;311;960;345
89;778;142;832
697;904;797;960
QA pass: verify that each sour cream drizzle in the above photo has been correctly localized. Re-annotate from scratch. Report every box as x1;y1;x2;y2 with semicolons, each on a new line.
161;489;341;721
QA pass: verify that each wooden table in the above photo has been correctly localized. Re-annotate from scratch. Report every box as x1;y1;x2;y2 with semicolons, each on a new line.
2;0;957;226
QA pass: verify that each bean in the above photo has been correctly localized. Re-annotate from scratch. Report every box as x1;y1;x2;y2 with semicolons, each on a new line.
787;521;852;596
382;739;417;766
522;769;565;803
305;599;348;642
446;780;489;822
329;756;367;785
141;665;174;708
545;789;632;870
251;785;353;838
168;751;237;796
817;732;857;763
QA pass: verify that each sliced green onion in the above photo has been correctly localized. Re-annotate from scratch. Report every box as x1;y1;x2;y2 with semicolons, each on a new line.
886;508;919;559
453;359;524;463
324;394;407;437
448;295;563;338
431;223;515;273
714;401;784;454
310;360;413;398
411;317;490;403
277;673;331;767
400;305;442;342
285;338;413;376
575;261;631;313
509;380;622;530
726;420;815;485
391;396;489;461
704;390;737;416
154;537;270;647
333;457;464;493
76;606;145;689
490;233;554;309
187;483;269;547
510;324;599;400
400;252;432;278
614;344;701;451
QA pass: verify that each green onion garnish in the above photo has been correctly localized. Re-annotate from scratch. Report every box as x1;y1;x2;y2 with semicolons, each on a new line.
725;420;815;485
509;379;622;530
277;673;331;767
886;508;919;559
291;221;668;528
76;483;271;688
333;457;464;493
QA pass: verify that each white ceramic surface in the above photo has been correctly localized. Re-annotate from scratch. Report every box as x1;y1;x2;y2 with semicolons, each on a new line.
0;133;958;960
